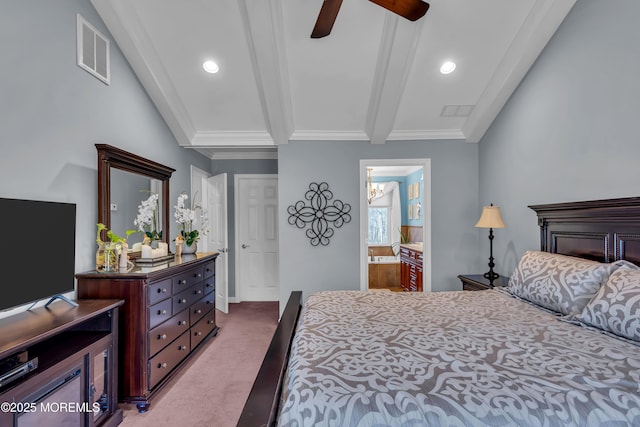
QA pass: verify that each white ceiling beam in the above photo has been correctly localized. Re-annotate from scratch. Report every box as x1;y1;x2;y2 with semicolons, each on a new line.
192;130;275;146
238;0;294;145
365;14;425;145
462;0;577;143
91;0;196;147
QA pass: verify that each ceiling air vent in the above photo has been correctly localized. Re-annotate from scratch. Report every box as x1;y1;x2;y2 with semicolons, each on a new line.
76;14;110;85
440;104;474;117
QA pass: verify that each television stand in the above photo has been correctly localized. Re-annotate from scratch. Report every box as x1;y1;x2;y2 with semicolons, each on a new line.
0;299;124;427
44;294;80;308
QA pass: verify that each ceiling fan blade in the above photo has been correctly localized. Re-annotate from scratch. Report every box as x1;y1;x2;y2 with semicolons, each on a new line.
369;0;430;21
311;0;343;38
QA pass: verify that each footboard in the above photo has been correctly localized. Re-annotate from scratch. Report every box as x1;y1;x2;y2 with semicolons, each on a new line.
237;291;303;427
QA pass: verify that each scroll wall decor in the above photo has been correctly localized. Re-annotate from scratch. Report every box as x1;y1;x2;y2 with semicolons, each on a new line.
287;182;352;246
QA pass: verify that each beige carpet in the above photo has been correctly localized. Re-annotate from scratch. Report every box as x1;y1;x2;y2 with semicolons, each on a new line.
119;301;279;427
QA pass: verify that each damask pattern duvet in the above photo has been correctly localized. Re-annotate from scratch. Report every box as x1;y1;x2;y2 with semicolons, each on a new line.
277;290;640;427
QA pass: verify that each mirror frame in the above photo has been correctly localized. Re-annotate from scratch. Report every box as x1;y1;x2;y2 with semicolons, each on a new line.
96;144;175;245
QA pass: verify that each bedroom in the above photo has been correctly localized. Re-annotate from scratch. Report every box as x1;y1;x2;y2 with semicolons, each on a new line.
1;0;639;424
2;0;638;313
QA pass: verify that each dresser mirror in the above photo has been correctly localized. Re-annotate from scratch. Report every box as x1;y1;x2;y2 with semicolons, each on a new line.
96;144;175;248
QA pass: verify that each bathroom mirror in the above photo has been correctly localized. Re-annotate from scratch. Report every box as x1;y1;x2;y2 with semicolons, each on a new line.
96;144;175;246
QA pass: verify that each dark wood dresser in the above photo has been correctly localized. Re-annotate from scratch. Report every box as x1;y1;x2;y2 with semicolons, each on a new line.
76;252;218;412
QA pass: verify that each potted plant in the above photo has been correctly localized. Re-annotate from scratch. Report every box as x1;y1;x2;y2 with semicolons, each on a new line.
174;193;208;254
134;192;162;246
96;223;136;272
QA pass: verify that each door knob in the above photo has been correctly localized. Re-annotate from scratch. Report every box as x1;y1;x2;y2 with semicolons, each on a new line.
241;244;250;249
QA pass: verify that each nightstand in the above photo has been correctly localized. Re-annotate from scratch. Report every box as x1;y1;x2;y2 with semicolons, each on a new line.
457;274;509;291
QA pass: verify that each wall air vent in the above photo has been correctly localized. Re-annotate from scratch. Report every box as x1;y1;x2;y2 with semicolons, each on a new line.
440;104;474;117
76;14;110;85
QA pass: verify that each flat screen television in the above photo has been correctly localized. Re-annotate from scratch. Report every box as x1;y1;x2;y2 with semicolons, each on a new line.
0;197;76;311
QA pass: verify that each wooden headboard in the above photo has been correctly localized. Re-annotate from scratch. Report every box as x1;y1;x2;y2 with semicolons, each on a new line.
529;197;640;265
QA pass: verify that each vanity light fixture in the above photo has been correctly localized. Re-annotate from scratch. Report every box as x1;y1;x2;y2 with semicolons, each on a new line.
440;61;456;75
367;168;384;205
202;60;219;74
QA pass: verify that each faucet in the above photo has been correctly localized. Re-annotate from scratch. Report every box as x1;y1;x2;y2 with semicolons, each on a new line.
369;249;375;262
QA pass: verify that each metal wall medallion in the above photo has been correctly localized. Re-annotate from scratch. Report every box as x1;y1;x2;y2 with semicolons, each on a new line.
287;182;352;246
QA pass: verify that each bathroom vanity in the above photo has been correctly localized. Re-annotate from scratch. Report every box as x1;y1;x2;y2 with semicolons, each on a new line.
400;243;423;292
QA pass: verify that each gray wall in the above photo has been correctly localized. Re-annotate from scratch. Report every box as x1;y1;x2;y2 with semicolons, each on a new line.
7;0;635;317
478;0;640;277
0;0;210;316
278;140;480;306
210;159;278;298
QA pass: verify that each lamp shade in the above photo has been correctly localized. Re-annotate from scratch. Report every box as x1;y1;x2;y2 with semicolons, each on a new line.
475;205;505;229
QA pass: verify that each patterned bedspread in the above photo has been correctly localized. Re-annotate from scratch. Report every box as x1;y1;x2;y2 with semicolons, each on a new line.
277;290;640;426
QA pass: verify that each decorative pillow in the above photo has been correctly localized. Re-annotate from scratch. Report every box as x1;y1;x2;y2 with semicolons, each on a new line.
574;268;640;342
508;251;635;315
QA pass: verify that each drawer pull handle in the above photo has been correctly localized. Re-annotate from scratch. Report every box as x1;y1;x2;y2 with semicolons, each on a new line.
179;320;187;325
179;298;187;304
208;320;214;324
158;334;167;340
158;309;167;315
179;345;188;351
206;300;213;305
195;309;202;314
179;279;187;285
195;289;202;295
157;288;167;294
194;273;202;278
195;331;202;336
158;362;167;369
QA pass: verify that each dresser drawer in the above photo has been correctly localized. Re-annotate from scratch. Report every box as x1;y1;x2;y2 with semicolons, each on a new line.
172;283;204;314
148;331;190;390
191;310;216;349
149;298;173;329
148;309;190;357
190;292;214;325
148;278;172;305
203;275;215;295
172;266;204;293
203;260;215;279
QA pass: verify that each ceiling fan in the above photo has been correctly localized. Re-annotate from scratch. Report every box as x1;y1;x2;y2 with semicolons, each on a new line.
311;0;430;38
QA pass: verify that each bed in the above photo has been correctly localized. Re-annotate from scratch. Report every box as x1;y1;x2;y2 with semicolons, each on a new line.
238;197;640;426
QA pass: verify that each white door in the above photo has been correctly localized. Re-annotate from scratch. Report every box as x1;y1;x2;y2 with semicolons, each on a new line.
208;173;229;313
235;175;279;301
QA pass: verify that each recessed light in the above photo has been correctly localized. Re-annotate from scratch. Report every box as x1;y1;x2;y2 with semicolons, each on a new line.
440;61;456;75
202;60;219;74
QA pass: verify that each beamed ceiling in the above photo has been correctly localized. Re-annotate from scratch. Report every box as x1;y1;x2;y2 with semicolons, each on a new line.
92;0;576;159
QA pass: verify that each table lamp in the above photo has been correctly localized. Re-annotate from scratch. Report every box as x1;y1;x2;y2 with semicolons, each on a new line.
475;203;505;281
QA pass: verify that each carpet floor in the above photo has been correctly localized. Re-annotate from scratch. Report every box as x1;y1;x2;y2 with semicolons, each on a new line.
119;301;279;427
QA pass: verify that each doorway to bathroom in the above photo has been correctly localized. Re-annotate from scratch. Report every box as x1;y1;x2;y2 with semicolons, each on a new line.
359;159;431;293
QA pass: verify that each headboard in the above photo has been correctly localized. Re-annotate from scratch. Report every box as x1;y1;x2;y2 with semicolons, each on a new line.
529;197;640;265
